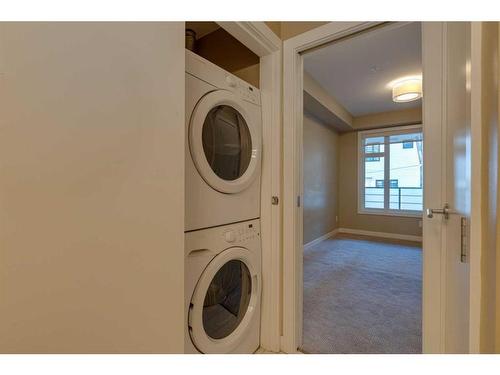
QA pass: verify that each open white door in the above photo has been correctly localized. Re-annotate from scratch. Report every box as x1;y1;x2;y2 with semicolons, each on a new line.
423;22;471;353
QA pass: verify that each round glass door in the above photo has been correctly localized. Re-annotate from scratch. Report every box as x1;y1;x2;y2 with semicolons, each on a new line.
202;105;252;181
189;90;261;194
188;247;260;353
202;259;252;339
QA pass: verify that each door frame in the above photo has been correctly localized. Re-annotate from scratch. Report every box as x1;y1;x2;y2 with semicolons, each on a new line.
282;21;381;353
282;21;482;353
217;22;282;352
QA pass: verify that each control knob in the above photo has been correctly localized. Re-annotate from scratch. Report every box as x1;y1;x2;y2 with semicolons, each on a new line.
224;230;236;243
225;75;237;88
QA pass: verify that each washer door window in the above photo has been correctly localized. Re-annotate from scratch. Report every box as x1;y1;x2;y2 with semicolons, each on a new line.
203;259;251;339
190;90;261;194
189;247;260;353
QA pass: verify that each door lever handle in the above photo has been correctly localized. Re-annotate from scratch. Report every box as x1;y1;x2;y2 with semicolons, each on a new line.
426;203;451;219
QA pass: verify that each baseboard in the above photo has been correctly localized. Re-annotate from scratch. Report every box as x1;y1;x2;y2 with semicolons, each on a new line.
337;228;422;242
302;227;422;250
303;228;339;251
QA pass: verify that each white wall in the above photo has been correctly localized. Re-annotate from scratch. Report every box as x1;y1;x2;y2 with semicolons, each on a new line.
0;22;185;353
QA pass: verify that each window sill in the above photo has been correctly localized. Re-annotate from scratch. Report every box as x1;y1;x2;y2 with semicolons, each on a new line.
357;209;423;218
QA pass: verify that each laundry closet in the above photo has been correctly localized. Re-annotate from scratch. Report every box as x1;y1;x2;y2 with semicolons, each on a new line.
183;22;263;354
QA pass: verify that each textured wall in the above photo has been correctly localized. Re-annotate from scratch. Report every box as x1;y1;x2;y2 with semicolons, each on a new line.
303;112;339;244
338;132;422;237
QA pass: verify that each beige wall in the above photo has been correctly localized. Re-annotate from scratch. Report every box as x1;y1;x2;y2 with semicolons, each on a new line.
353;108;422;130
338;131;423;237
0;23;185;353
232;63;260;88
265;22;282;39
478;21;500;353
265;22;328;40
303;113;339;244
281;22;329;40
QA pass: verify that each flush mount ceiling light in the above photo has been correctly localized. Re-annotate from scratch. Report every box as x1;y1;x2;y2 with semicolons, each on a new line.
392;77;423;103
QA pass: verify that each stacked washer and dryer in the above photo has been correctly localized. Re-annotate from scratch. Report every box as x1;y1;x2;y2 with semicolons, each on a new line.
184;50;262;354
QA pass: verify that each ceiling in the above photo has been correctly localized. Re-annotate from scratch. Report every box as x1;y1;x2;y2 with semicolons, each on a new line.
303;22;422;117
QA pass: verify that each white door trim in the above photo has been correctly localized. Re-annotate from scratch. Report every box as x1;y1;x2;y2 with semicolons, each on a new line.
217;22;282;352
282;21;382;353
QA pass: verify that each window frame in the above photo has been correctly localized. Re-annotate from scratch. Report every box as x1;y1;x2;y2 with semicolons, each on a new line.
357;124;423;218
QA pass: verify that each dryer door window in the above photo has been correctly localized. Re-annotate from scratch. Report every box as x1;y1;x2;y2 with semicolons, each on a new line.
202;105;252;181
202;259;252;339
189;90;261;194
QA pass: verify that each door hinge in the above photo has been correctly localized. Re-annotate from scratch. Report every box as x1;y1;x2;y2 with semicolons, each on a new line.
297;195;301;207
460;217;468;263
271;196;279;205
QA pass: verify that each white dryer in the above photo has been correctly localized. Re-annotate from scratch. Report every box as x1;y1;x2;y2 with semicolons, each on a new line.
185;50;262;232
185;218;261;353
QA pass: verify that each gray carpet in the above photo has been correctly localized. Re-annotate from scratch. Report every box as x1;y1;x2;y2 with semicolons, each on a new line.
302;234;422;354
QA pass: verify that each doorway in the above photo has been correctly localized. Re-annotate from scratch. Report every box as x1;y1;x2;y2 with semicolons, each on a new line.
301;22;423;353
282;22;477;354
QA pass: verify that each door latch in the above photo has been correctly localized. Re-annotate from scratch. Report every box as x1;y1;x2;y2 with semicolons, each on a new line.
427;203;468;263
271;196;279;205
460;217;468;263
426;203;450;219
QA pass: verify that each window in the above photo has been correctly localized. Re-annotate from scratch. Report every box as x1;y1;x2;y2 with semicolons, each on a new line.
358;125;423;216
365;144;381;153
389;179;399;188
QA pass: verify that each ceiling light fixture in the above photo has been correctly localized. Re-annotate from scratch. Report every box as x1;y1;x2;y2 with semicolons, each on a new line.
392;77;423;103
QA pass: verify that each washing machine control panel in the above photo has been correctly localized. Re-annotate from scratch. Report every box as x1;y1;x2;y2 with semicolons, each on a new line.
222;222;259;244
224;74;260;105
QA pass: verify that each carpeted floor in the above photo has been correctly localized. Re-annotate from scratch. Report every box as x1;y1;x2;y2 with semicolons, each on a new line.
302;234;422;354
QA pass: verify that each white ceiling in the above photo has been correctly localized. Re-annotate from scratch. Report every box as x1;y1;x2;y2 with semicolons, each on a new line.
303;22;422;117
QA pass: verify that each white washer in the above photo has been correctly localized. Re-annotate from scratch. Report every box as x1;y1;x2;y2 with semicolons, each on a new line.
185;218;261;353
185;50;262;232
